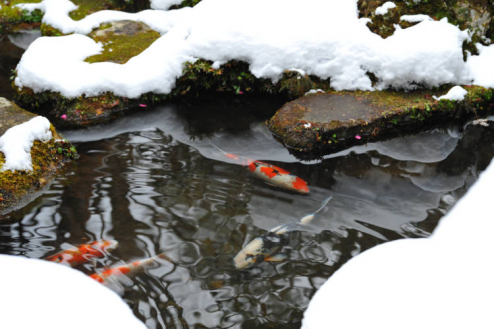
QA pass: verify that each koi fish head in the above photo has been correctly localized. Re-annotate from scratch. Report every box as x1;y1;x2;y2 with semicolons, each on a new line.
233;232;287;269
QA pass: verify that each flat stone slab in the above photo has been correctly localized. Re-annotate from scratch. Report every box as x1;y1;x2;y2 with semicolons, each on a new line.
0;98;76;219
267;87;494;159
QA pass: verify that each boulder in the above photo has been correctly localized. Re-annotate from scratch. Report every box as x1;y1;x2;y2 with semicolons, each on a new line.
267;87;494;160
0;98;76;218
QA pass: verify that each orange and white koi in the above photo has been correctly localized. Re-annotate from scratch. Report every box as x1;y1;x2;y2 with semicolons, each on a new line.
45;239;118;267
90;253;172;284
234;196;332;269
211;144;309;194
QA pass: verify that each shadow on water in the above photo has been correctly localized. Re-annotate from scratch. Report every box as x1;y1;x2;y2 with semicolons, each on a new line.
2;33;494;327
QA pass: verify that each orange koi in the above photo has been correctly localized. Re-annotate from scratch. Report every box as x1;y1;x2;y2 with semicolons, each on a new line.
45;239;118;267
211;144;309;194
90;253;172;284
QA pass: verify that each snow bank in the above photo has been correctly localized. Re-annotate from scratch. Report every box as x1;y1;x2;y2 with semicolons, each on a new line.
15;0;493;99
0;255;146;329
302;158;494;329
466;43;494;88
0;116;52;172
375;2;396;16
150;0;185;10
433;85;468;101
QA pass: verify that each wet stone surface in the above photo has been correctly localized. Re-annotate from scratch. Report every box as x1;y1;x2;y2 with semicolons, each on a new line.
267;88;494;160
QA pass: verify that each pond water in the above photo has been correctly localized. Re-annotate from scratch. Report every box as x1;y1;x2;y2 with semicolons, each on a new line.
2;34;494;328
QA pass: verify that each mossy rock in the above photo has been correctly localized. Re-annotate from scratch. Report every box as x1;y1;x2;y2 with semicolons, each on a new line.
0;98;76;218
0;0;147;36
358;0;493;49
0;0;42;34
14;56;329;128
267;86;494;160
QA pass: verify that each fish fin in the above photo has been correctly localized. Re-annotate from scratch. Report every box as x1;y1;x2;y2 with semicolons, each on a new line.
313;196;332;214
265;254;288;262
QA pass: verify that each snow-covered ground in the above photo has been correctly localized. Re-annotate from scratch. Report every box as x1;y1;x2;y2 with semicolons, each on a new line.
302;158;494;329
13;0;494;98
0;254;146;329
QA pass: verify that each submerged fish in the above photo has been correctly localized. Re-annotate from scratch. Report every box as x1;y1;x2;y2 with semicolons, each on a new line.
45;239;118;267
211;144;309;194
90;253;172;284
233;196;332;269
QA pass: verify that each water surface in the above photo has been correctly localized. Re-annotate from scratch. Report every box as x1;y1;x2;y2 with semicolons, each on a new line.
1;96;493;328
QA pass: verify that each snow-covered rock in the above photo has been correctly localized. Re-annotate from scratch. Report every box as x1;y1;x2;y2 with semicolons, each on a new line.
302;158;494;329
0;254;146;329
14;0;494;99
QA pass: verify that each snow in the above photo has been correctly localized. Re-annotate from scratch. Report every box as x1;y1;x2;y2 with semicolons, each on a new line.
432;85;468;101
400;14;434;23
0;254;146;329
466;43;494;88
13;0;494;98
375;2;396;16
0;116;52;172
150;0;185;10
302;158;494;329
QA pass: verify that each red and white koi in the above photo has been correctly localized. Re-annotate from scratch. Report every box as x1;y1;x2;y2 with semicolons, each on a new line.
211;144;309;194
234;196;332;269
45;239;118;267
90;253;172;284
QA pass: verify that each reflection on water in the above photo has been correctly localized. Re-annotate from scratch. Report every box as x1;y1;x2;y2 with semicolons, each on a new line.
2;101;494;327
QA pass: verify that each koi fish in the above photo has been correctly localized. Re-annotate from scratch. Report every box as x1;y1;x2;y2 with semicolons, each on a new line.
233;196;332;269
90;253;172;284
211;144;309;194
45;239;118;267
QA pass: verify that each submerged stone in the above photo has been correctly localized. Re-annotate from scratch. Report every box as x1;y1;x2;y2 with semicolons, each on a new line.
0;98;76;219
267;87;494;160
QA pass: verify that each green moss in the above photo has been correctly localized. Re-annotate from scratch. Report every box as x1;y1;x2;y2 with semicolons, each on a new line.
68;0;127;21
267;85;494;158
85;23;161;64
0;0;42;33
40;23;65;36
0;125;75;214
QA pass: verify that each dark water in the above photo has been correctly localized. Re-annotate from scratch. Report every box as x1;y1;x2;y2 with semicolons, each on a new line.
2;34;494;328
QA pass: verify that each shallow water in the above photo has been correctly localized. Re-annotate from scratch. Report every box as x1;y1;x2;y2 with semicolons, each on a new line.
1;95;494;328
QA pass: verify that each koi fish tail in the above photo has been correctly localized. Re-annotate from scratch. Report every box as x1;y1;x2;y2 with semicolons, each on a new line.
209;143;229;156
314;196;332;215
300;196;332;225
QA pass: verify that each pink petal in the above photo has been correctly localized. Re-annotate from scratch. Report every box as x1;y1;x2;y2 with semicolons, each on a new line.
355;135;361;140
139;104;147;108
61;114;67;120
238;91;244;95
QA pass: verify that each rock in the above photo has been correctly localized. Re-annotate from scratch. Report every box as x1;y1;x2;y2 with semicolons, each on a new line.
0;98;76;219
0;0;140;35
358;0;493;45
267;87;494;160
